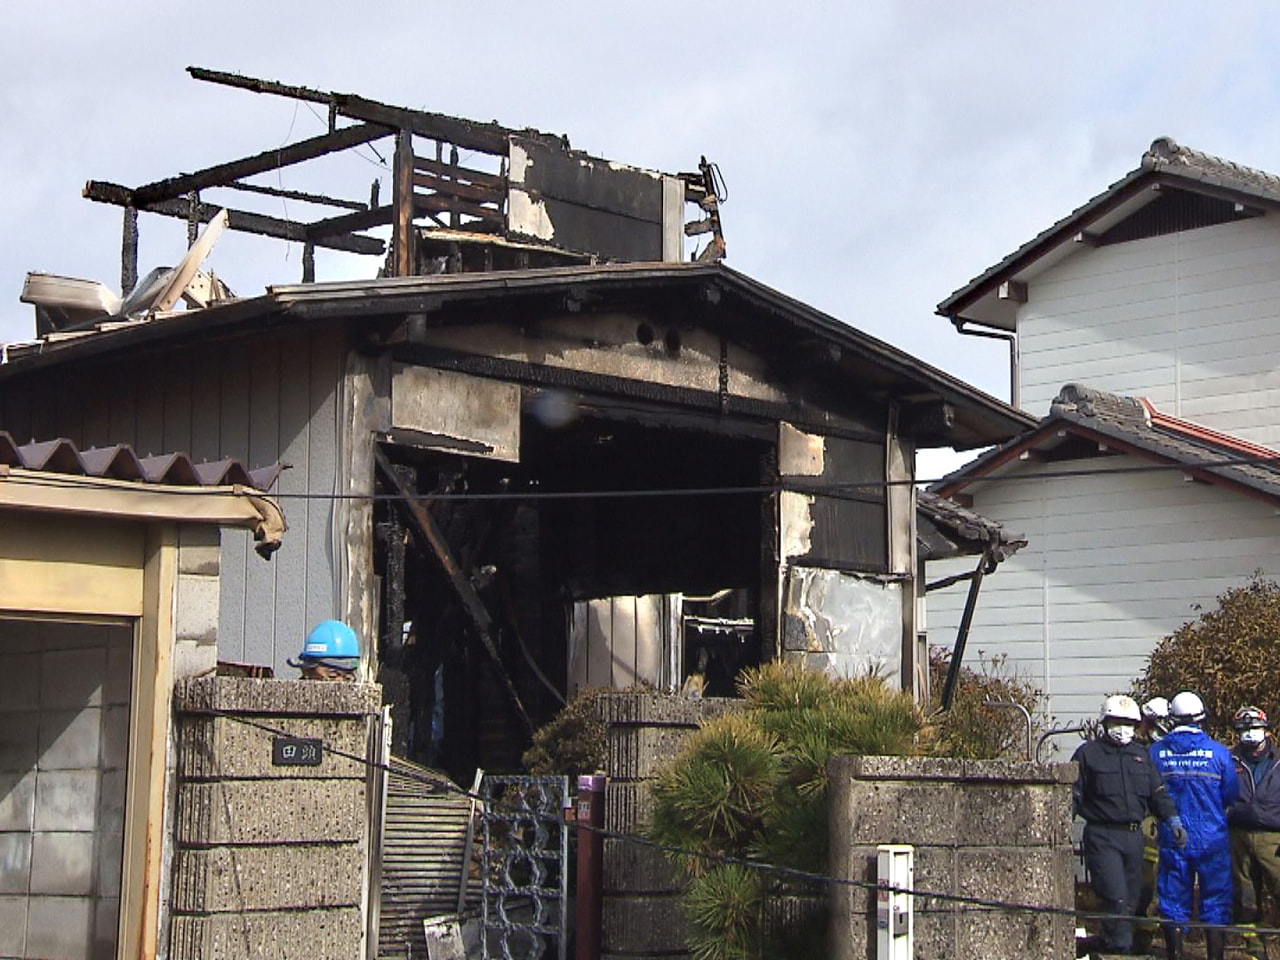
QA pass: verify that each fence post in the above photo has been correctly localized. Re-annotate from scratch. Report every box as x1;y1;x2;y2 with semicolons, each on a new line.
576;774;606;960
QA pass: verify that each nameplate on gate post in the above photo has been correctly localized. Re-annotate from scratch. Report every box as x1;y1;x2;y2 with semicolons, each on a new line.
272;737;323;766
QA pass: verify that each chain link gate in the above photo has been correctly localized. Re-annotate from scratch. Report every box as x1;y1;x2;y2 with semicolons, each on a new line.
480;775;570;960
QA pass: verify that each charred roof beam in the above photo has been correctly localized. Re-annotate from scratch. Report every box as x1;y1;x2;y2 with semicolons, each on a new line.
83;181;385;256
131;122;390;206
187;66;565;157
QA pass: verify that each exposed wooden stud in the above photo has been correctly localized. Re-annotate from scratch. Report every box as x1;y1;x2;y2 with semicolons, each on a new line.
413;192;503;226
413;156;505;190
412;169;504;205
186;191;200;247
84;181;385;255
997;280;1028;303
392;129;415;277
302;242;315;283
132;123;390;205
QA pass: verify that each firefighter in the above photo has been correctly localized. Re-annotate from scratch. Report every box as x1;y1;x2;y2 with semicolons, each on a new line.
1229;705;1280;957
1151;690;1239;960
289;619;361;681
1073;694;1183;955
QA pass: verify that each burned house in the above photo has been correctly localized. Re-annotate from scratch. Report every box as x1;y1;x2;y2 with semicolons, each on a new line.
2;70;1033;784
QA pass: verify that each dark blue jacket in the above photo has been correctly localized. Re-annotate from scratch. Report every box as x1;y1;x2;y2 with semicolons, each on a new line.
1151;726;1239;852
1229;741;1280;831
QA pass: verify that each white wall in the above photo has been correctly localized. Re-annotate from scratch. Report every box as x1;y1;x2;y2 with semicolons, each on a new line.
1017;214;1280;446
926;454;1280;757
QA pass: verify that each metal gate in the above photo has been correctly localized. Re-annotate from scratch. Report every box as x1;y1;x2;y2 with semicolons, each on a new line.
480;775;570;960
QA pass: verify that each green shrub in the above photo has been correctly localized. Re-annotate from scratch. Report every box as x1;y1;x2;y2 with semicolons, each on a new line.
521;687;607;779
1134;575;1280;741
649;661;923;958
926;647;1044;759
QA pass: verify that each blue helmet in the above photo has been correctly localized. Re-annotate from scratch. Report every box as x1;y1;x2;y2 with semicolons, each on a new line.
290;619;360;670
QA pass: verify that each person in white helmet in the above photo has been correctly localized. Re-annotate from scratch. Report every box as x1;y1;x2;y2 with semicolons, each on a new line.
1073;694;1183;956
1227;705;1280;948
1141;696;1173;743
1151;690;1239;960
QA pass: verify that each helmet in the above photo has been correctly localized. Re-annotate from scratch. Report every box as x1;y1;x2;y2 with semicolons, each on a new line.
1170;691;1206;724
1100;694;1142;724
1141;697;1170;722
290;619;360;669
1233;706;1270;731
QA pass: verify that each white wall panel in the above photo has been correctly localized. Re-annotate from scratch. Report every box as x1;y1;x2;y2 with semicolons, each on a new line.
926;453;1280;760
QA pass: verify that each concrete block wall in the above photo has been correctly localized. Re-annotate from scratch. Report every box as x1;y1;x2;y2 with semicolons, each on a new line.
597;693;738;960
828;755;1077;960
169;677;381;960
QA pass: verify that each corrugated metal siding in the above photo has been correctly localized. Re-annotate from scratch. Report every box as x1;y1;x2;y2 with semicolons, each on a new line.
1017;215;1280;447
0;321;345;676
377;758;481;959
925;455;1280;757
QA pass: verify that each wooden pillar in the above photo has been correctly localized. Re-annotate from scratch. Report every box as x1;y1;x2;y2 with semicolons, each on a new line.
121;205;138;296
391;128;414;277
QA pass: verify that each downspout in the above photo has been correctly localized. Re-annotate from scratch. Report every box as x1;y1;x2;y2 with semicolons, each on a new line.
953;319;1019;409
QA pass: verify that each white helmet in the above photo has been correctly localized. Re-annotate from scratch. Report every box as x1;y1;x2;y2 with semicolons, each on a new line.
1170;691;1206;724
1101;694;1142;724
1142;696;1170;722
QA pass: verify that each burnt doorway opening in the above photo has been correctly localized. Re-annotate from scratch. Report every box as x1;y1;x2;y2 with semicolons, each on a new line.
373;401;770;785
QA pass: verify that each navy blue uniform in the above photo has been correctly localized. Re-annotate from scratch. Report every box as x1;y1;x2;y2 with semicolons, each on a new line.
1073;736;1177;952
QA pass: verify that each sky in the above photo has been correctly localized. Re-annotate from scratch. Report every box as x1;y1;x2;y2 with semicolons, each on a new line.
4;2;1280;477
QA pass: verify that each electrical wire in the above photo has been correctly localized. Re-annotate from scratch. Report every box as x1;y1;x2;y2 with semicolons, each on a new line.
4;449;1280;502
213;710;1280;936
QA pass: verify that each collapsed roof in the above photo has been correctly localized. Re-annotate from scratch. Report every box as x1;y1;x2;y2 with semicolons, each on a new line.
74;66;727;318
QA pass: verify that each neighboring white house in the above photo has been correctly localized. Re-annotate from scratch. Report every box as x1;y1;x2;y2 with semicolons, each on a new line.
928;138;1280;745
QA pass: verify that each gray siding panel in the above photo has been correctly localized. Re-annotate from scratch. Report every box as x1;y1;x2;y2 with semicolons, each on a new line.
243;344;281;667
274;328;312;671
218;345;253;663
305;326;343;639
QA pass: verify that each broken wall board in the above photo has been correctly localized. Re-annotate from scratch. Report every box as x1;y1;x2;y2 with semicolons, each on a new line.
781;567;903;687
778;424;890;572
390;364;521;462
507;138;683;262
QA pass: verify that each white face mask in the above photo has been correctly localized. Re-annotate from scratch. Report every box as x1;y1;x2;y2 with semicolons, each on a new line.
1108;724;1136;746
1242;728;1267;746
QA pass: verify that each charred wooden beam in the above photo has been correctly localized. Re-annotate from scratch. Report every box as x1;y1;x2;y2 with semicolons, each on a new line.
412;169;504;205
121;206;138;296
413;156;504;190
132;123;389;205
392;130;415;277
187;66;549;156
373;447;534;733
225;180;369;211
307;205;394;239
84;181;385;256
413;192;503;226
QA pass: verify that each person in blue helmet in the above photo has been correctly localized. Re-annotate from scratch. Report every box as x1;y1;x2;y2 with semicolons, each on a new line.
1151;690;1239;960
289;619;360;681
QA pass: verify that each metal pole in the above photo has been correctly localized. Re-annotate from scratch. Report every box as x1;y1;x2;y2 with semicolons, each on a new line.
575;774;605;960
939;551;989;710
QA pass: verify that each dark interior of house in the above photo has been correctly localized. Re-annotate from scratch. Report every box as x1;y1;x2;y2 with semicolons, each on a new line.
373;406;770;782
